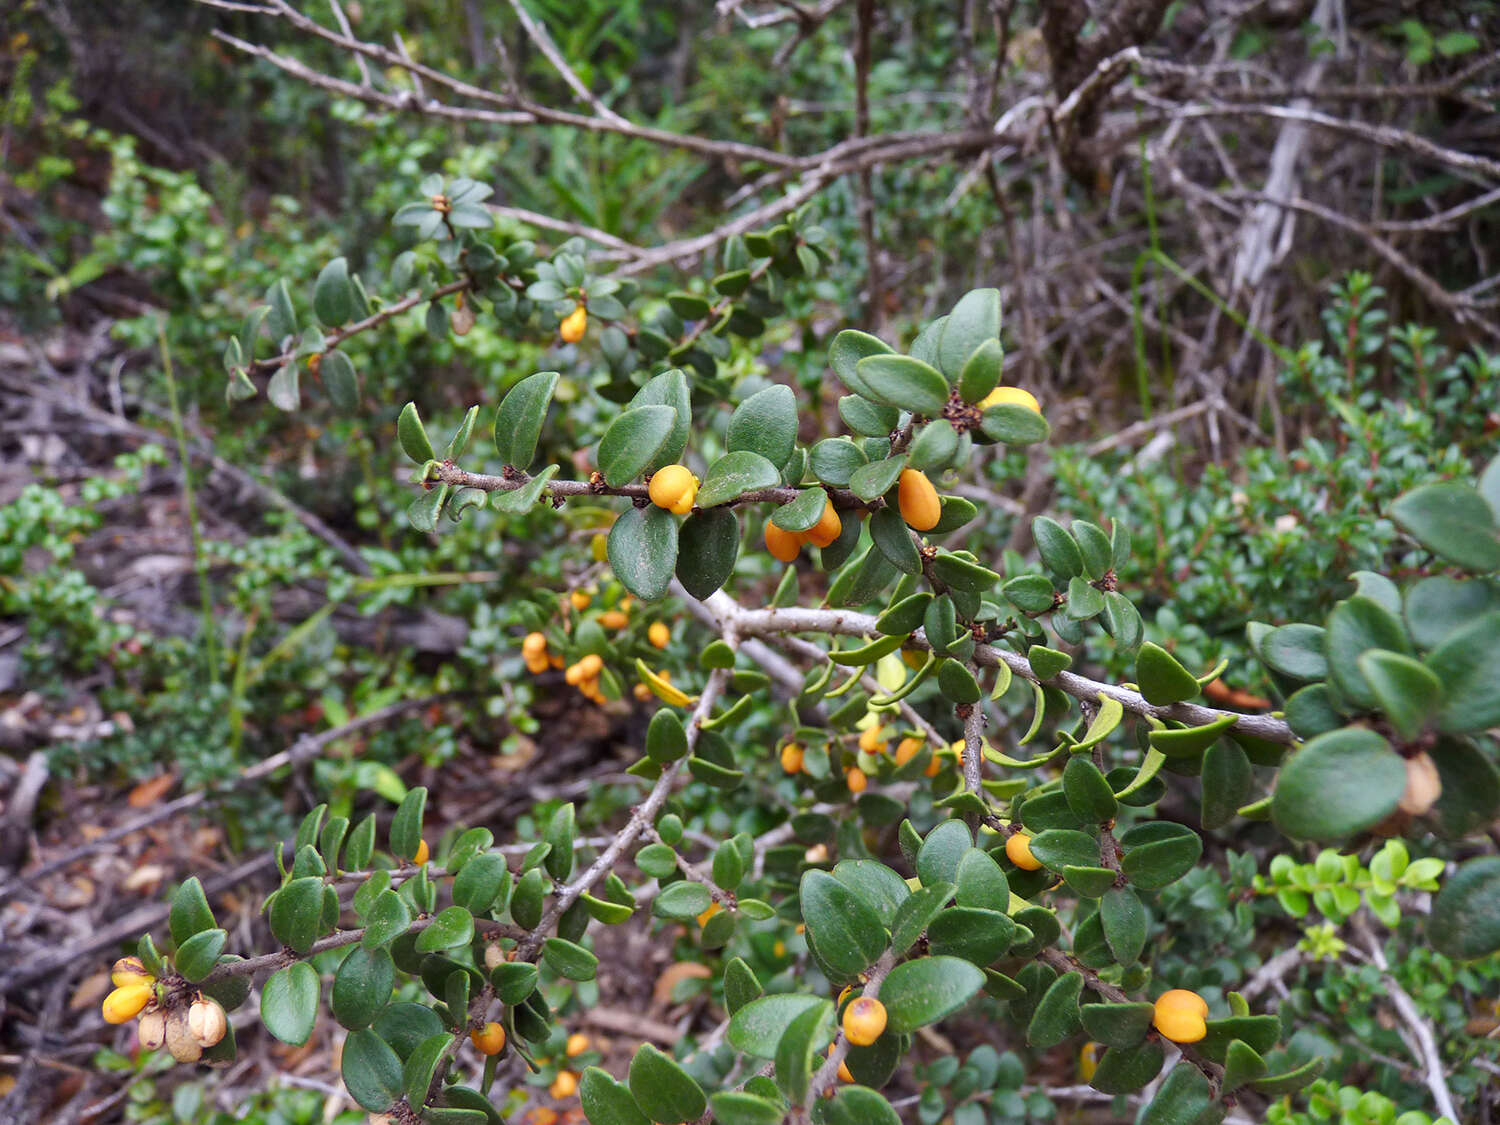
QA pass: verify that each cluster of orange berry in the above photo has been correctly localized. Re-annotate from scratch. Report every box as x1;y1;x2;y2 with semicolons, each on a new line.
102;956;227;1063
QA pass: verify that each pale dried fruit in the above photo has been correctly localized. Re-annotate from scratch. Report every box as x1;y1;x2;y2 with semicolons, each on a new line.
165;1010;203;1063
1397;752;1443;816
137;1008;167;1051
187;995;228;1048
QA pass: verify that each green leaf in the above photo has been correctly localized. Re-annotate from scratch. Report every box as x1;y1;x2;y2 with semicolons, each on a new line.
1358;649;1443;741
452;853;510;915
1148;715;1236;759
580;1067;652;1125
1141;1063;1219;1125
1080;1001;1154;1048
653;881;711;921
937;659;982;704
810;438;868;487
322;350;359;411
1027;970;1084;1048
645;709;689;763
261;962;320;1046
773;1001;831;1104
397;402;435;464
266;277;297;340
389;786;427;862
908;419;959;472
493;371;559;470
931;553;1001;593
1066;576;1105;619
1250;1057;1325;1096
608;505;679;601
1391;481;1500;571
544;803;576;882
1119;822;1202;889
332;946;395;1029
1033;517;1083;579
855;354;950;416
598;406;677;487
1425;611;1500;734
1430;855;1500;959
415;906;474;953
1136;642;1201;705
362;889;411;949
839;395;899;438
268;877;324;954
1271;728;1406;840
1091;1041;1165;1094
1027;645;1071;681
170;877;216;945
342;1028;403;1112
174;928;227;982
772;485;829;533
1221;1040;1269;1092
829;329;894;398
1197;1016;1281;1064
928;906;1015;965
980;404;1049;445
728;384;798;469
696;450;780;508
957;337;1003;403
628;370;692;473
542;937;599;981
1201;740;1253;830
1063;756;1117;823
849;455;904;503
1326;595;1412;711
954;849;1009;912
822;1086;901;1125
403;1031;449;1107
727;994;827;1058
916;820;972;886
938;289;1002;377
676;508;739;600
313;256;353;325
722;958;763;1016
1028;829;1099;871
490;961;538;1005
1429;738;1500;837
628;1044;707;1124
890;883;953;953
1261;624;1328;681
1003;574;1055;613
799;870;888;978
881;957;985;1032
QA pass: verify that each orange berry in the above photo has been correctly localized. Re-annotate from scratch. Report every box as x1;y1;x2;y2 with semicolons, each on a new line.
836;1057;854;1083
842;997;887;1046
564;1033;589;1058
923;753;942;778
633;683;652;702
470;1022;507;1055
577;653;604;679
805;498;842;548
648;465;698;514
780;743;805;774
764;521;802;563
897;469;941;531
599;610;629;630
526;655;550;675
414;839;430;866
1005;832;1041;871
846;767;868;794
1152;990;1209;1043
648;622;670;649
549;1070;579;1099
893;737;924;767
570;590;592;611
102;982;153;1024
559;304;587;344
697;901;722;928
858;726;888;754
564;663;586;686
522;632;548;657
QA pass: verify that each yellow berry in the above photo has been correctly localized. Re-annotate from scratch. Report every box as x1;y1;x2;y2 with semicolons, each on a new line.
1152;990;1209;1043
414;839;430;866
577;653;604;679
893;737;924;767
846;767;868;794
805;499;843;549
471;1022;507;1055
648;622;670;649
590;533;609;562
549;1070;579;1099
897;469;941;532
522;632;548;657
102;982;153;1025
978;386;1042;414
780;743;805;774
648;465;698;514
764;521;803;563
900;647;926;670
1005;832;1042;871
559;304;587;344
842;998;887;1047
111;956;152;988
697;901;722;928
565;1032;589;1058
